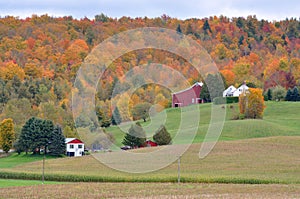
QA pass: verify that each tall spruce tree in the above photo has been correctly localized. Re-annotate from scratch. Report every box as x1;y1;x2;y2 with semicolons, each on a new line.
292;86;299;101
19;117;37;154
122;123;146;148
48;125;66;156
285;88;293;101
111;107;122;125
19;117;65;155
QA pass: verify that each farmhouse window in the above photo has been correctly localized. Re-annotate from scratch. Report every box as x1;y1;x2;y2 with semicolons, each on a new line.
78;145;82;149
70;144;74;149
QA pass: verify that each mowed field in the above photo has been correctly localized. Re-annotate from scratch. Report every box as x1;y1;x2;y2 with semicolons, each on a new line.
1;136;300;184
1;182;300;199
107;101;300;146
1;102;300;198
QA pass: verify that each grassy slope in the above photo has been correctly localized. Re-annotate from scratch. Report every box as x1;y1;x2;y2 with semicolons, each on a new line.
107;101;300;146
0;179;62;187
1;136;300;184
1;102;300;184
0;153;57;169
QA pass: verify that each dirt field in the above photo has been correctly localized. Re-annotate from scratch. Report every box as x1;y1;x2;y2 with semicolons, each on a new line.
1;182;300;199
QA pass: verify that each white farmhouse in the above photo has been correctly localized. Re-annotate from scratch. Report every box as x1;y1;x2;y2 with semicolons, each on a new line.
223;84;249;97
65;138;84;157
223;85;237;97
233;84;249;97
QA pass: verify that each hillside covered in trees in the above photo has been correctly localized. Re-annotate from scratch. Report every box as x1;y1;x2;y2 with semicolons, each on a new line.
0;14;299;138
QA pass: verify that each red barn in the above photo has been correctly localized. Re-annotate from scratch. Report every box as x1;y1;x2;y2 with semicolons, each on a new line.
172;82;203;107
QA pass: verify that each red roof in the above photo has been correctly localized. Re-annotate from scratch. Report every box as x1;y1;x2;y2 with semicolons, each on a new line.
65;138;84;144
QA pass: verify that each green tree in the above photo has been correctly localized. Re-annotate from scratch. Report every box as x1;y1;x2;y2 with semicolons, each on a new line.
292;86;299;101
153;125;172;145
19;117;36;154
48;125;66;156
285;88;293;101
111;107;122;125
63;125;77;138
267;89;272;101
100;116;111;128
176;24;182;34
0;118;15;153
19;117;56;154
203;73;226;102
203;19;212;33
132;102;152;122
122;123;146;148
95;13;109;22
272;86;287;101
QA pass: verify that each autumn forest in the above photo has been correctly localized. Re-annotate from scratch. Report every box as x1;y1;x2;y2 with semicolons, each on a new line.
0;14;300;137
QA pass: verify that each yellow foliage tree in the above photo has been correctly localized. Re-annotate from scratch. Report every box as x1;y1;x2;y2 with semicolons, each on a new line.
239;88;265;119
0;118;15;153
0;61;25;81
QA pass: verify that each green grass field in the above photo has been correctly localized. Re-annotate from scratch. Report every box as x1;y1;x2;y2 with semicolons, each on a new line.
0;101;300;189
0;153;57;169
1;136;300;184
107;101;300;146
0;179;62;187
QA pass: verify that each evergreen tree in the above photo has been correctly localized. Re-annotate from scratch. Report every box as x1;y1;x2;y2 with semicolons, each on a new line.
19;117;65;155
176;24;182;34
19;117;36;154
111;107;122;125
48;125;66;156
267;89;272;101
292;86;299;101
122;123;146;148
101;116;111;128
153;125;172;145
203;19;212;33
0;119;15;153
285;88;293;101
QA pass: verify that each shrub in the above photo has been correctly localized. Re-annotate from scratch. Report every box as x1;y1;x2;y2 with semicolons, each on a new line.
213;97;239;105
153;125;172;145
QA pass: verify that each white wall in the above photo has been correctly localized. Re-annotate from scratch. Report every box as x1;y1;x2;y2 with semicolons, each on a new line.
66;143;84;157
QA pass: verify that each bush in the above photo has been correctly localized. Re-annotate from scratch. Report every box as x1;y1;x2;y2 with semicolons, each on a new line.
213;97;239;105
153;125;172;145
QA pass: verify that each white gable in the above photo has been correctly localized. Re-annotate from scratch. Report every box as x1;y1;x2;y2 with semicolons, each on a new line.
223;85;237;97
233;84;249;97
65;138;76;144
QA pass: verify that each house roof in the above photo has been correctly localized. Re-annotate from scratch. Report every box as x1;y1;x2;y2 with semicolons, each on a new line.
172;82;203;95
65;138;84;144
224;85;237;93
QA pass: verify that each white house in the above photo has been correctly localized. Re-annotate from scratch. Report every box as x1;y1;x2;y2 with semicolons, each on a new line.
65;138;84;157
223;85;237;97
233;84;249;97
223;84;249;97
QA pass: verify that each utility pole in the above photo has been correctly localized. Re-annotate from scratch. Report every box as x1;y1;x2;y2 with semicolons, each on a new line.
42;149;45;184
177;155;181;183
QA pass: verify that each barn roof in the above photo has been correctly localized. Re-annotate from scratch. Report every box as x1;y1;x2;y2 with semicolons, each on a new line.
172;82;203;95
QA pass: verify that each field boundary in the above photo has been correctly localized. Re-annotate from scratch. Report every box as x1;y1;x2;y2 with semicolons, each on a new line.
0;171;297;184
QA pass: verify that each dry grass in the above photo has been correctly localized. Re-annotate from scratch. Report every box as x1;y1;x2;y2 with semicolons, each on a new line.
1;136;300;183
0;182;300;199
